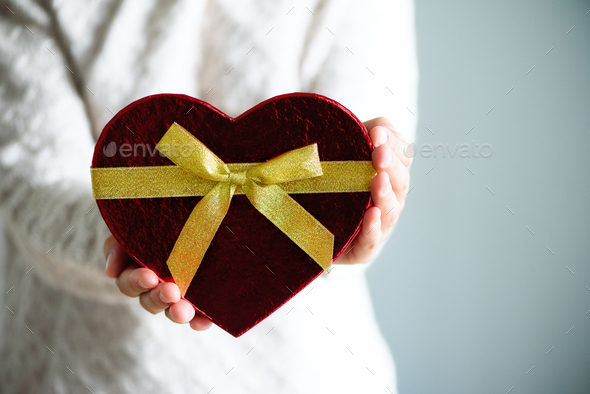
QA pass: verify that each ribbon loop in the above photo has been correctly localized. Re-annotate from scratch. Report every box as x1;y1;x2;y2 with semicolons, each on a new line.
246;143;323;185
157;122;230;182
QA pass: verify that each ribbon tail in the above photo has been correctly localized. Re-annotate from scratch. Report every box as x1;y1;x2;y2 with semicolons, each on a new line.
167;182;235;296
243;181;334;272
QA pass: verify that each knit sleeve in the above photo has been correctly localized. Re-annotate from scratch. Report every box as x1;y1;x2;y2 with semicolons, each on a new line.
0;2;123;304
301;0;418;144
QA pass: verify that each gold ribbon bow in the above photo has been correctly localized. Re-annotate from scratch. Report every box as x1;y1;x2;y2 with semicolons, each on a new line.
92;122;376;296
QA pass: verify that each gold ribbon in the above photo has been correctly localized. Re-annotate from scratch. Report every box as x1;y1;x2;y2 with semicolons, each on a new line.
92;122;376;296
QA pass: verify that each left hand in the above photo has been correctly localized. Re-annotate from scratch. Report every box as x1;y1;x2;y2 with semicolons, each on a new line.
104;235;213;331
334;117;412;265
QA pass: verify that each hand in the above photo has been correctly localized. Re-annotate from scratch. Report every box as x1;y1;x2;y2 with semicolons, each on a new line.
104;235;212;331
334;117;412;265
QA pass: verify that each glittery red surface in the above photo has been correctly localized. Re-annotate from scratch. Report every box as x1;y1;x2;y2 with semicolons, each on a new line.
92;93;373;337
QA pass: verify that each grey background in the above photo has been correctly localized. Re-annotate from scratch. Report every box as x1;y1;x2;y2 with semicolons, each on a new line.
367;1;590;393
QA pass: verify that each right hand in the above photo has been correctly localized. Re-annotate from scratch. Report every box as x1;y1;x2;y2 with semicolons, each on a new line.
104;235;212;331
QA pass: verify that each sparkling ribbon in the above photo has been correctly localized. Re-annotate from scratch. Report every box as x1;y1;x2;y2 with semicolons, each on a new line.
92;122;375;295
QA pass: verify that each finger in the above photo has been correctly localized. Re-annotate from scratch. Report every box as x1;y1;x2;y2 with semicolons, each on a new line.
104;235;133;279
372;144;410;204
363;116;394;132
370;172;400;235
116;266;159;297
189;314;213;331
139;282;181;315
363;116;412;148
388;128;413;168
165;299;196;324
336;206;382;265
370;126;412;168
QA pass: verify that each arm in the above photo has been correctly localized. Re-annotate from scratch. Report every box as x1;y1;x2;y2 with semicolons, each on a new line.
0;2;121;303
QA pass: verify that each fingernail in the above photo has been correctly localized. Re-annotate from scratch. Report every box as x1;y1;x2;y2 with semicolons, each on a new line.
137;279;151;291
105;251;115;271
390;134;397;149
383;148;393;167
375;128;388;147
159;292;171;304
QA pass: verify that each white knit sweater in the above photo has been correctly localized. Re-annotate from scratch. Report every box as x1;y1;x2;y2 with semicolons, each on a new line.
0;0;417;392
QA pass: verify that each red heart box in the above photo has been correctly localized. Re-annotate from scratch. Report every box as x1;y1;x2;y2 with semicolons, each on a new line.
92;93;373;337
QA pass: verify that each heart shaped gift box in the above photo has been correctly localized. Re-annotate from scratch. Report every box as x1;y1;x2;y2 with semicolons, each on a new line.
91;93;375;337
